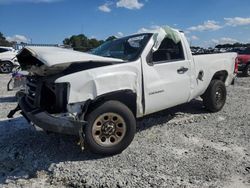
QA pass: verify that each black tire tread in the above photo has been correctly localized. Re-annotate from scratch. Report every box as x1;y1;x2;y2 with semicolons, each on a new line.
202;80;227;112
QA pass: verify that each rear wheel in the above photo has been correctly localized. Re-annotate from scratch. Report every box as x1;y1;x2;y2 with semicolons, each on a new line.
202;80;227;112
243;64;250;77
84;100;136;155
0;61;13;73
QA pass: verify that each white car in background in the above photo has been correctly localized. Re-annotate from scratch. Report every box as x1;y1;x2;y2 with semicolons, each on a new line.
0;46;19;73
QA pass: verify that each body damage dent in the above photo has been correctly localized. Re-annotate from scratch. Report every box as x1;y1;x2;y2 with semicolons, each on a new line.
55;64;144;117
17;47;125;76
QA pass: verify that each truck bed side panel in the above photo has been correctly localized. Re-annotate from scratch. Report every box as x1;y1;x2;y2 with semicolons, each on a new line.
190;53;236;99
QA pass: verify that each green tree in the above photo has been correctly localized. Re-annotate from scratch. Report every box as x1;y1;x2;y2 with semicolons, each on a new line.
63;34;104;52
105;36;117;42
0;32;12;47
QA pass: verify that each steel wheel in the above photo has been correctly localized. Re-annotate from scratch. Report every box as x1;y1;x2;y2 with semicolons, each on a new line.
215;87;224;106
0;61;13;73
202;80;226;112
92;112;127;147
85;100;136;155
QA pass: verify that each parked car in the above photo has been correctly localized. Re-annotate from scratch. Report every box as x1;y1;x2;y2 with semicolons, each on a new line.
0;46;19;73
237;47;250;77
12;27;237;155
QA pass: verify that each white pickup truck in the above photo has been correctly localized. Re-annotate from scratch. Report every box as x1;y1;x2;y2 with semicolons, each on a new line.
13;27;237;155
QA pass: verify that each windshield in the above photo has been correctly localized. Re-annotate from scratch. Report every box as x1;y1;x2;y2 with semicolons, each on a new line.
91;34;152;61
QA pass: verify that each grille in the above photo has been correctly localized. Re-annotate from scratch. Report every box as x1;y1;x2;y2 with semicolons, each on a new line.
25;76;68;113
26;76;40;106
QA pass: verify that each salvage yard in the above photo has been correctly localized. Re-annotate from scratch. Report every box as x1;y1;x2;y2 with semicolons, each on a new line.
0;73;249;188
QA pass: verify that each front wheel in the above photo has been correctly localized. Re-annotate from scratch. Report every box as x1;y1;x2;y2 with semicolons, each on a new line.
0;61;13;73
202;80;227;112
84;100;136;155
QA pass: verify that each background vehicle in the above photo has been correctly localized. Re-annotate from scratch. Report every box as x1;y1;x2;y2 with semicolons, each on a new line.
13;27;237;155
0;46;19;73
237;47;250;77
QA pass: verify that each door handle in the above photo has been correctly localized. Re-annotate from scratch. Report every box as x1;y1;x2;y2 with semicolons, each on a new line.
177;67;189;74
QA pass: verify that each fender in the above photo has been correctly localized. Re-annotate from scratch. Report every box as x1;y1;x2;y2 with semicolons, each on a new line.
85;90;137;117
55;60;144;117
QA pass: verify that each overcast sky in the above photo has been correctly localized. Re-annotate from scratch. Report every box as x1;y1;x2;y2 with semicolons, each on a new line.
1;0;250;47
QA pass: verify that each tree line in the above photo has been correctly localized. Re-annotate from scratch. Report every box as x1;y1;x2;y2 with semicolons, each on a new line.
215;43;250;49
63;34;117;52
0;32;14;47
1;30;250;52
0;31;117;51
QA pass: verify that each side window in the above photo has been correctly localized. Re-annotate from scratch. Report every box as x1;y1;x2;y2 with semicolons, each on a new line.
152;38;184;62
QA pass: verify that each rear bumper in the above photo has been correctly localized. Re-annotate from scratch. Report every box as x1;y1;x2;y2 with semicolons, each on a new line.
19;96;86;135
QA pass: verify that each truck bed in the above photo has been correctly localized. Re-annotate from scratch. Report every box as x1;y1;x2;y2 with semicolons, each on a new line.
191;52;237;99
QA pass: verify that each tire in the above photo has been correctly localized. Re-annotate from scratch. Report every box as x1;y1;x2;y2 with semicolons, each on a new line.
202;80;227;112
84;100;136;155
0;61;13;73
243;64;250;77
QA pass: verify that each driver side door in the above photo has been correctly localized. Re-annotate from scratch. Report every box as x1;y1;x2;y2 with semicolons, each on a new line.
142;37;191;115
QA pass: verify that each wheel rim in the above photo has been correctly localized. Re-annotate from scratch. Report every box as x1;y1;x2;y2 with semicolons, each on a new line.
215;87;224;106
92;112;127;147
0;62;12;73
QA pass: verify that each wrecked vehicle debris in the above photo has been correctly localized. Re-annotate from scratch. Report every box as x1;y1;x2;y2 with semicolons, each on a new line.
10;27;237;155
7;67;27;92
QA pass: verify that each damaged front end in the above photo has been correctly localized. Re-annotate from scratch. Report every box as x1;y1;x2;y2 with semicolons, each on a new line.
17;75;87;135
8;46;107;136
9;46;124;135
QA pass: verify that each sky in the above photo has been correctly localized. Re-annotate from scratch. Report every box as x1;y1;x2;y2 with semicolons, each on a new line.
1;0;250;47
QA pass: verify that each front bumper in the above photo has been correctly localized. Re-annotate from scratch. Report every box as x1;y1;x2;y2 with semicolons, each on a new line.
19;96;86;135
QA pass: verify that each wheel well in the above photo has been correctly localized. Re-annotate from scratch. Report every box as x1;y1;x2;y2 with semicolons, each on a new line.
85;90;137;118
0;60;13;65
201;71;228;99
211;70;228;83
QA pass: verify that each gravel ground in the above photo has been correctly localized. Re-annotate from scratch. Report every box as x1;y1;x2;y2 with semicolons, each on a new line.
0;73;249;188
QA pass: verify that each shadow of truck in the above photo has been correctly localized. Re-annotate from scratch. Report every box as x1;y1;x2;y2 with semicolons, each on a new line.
0;99;207;184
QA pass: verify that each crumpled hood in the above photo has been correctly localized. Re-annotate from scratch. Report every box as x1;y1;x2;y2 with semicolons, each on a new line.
17;46;124;76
